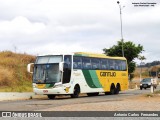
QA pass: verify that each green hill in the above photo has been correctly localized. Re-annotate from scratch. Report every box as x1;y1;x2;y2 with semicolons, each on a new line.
0;51;35;92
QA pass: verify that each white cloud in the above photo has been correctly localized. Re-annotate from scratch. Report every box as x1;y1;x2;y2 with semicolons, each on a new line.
0;16;46;35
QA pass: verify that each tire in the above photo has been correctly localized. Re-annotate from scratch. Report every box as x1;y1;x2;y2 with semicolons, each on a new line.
105;85;115;95
71;85;80;98
110;87;115;95
115;85;120;94
47;95;56;99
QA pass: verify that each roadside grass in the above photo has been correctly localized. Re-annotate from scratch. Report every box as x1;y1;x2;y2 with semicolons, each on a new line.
129;81;140;89
0;51;35;92
0;85;33;92
144;90;160;98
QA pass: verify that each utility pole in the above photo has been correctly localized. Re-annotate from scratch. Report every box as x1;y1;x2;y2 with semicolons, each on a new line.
117;1;125;57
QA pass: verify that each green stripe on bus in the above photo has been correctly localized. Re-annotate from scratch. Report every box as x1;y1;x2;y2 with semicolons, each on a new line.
46;84;54;88
89;70;102;88
82;70;98;88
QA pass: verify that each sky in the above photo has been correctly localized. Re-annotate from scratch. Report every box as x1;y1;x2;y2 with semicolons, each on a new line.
0;0;159;64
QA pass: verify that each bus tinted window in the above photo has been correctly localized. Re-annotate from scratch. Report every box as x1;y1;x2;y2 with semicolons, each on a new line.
114;60;122;70
64;55;72;69
121;60;127;71
101;59;108;70
73;56;127;71
91;58;100;70
82;57;91;69
108;59;115;70
108;59;127;71
73;57;82;69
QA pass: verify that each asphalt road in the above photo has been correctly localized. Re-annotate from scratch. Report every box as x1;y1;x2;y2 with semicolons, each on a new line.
0;86;159;111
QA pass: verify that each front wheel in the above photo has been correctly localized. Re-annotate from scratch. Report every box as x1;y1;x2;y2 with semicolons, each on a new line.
71;85;80;98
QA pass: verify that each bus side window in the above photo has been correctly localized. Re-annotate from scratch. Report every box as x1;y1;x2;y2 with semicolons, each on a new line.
108;59;115;70
73;56;82;69
73;62;77;68
121;60;127;71
115;60;121;70
101;59;108;70
82;57;91;69
91;58;100;70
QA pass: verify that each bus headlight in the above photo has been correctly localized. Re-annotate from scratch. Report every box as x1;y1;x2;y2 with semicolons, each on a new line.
33;85;37;88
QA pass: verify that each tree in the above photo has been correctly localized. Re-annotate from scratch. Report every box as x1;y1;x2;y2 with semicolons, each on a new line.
138;55;146;81
138;55;146;64
103;40;144;79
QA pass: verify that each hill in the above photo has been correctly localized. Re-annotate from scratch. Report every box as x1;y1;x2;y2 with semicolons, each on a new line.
134;65;160;79
0;51;35;92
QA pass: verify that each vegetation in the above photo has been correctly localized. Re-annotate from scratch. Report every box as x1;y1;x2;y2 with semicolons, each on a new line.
145;90;160;98
103;40;144;80
0;51;35;92
138;61;160;67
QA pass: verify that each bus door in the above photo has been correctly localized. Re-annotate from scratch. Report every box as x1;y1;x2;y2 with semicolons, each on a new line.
63;55;72;83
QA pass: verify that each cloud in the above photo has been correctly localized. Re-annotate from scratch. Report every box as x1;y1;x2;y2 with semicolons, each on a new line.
0;16;46;35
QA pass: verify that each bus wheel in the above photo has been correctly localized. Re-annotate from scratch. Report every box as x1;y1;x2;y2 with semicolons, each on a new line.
115;84;120;94
71;85;80;98
47;95;55;99
110;85;115;95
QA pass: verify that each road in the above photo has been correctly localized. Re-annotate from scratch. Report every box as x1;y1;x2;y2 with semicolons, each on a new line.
0;86;159;111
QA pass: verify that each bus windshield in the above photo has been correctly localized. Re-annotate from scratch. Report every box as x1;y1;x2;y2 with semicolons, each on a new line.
35;55;62;64
33;63;61;83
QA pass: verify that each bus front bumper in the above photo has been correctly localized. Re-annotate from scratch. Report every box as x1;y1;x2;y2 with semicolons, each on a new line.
33;87;71;95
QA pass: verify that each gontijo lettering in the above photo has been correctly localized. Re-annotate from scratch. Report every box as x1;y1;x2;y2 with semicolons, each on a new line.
100;72;116;77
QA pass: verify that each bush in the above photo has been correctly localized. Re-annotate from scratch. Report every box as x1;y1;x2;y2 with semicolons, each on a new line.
0;67;14;86
0;51;35;91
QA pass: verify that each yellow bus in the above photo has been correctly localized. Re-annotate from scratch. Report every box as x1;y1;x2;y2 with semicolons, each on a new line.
27;52;128;99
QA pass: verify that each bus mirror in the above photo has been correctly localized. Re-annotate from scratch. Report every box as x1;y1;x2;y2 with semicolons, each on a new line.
27;63;34;74
59;62;64;72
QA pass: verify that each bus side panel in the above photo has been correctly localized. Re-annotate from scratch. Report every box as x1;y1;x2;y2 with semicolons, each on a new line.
96;70;128;92
71;70;104;93
71;69;128;94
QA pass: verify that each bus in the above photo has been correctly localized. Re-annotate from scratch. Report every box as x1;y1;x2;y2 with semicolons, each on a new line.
27;52;128;99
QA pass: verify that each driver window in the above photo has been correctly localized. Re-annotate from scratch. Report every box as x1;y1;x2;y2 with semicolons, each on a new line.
64;55;72;69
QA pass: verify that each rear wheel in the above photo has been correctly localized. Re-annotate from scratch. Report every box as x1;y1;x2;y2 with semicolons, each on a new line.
110;84;115;95
71;85;80;98
115;84;120;94
47;95;55;99
105;84;115;95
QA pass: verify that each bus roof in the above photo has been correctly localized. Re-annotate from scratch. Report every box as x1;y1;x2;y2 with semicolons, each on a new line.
37;52;126;60
74;52;126;60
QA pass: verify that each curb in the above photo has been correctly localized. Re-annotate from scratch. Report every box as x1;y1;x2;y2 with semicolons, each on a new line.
0;92;47;101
